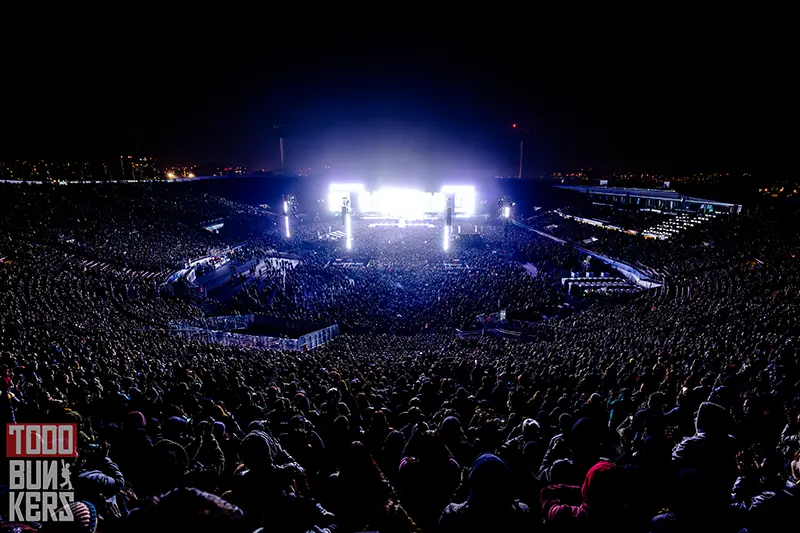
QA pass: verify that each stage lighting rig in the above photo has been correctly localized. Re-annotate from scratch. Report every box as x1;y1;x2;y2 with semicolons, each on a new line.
498;196;515;218
283;194;299;218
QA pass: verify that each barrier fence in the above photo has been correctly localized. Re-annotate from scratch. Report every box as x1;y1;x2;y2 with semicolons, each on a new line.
169;315;338;351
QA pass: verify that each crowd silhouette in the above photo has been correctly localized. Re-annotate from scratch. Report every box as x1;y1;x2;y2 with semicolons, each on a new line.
1;183;798;533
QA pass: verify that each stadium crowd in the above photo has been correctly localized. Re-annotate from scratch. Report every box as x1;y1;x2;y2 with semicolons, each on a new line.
0;182;799;533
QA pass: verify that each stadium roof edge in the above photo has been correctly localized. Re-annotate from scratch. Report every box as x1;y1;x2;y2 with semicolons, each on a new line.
553;185;740;208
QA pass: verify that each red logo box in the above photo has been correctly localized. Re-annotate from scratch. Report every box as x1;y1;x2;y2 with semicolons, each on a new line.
6;424;78;458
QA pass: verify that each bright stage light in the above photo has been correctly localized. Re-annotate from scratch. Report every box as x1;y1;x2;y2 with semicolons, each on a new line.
374;188;425;219
360;190;444;218
443;225;451;251
359;191;374;212
441;185;476;217
328;183;364;213
328;191;348;212
503;205;510;218
329;183;365;191
284;216;290;238
457;192;476;217
441;185;475;192
283;201;289;214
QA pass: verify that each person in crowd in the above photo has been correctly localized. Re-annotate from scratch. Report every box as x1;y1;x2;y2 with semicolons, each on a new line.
439;453;539;532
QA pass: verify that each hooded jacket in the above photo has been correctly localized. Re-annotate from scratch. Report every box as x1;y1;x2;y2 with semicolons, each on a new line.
541;460;631;531
439;454;538;533
671;402;737;498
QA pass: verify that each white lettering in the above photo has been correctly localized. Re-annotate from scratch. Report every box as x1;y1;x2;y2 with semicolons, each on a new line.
26;492;41;521
27;425;41;455
9;492;24;521
41;492;59;521
9;460;25;489
58;425;74;456
42;460;58;490
8;425;24;455
42;426;57;455
26;460;40;490
58;493;75;521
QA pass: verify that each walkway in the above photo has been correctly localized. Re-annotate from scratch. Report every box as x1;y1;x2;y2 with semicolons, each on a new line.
511;219;566;244
81;259;175;282
512;218;663;290
522;263;538;277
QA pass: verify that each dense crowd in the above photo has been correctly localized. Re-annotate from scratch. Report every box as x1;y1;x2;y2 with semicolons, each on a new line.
1;182;799;533
0;184;268;271
226;226;563;333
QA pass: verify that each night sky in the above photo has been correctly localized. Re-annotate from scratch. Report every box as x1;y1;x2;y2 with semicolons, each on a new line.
2;33;789;177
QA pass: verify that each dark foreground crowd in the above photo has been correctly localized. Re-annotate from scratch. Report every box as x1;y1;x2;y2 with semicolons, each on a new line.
0;183;799;533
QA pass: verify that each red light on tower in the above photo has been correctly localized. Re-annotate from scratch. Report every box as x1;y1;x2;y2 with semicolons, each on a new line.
512;123;517;128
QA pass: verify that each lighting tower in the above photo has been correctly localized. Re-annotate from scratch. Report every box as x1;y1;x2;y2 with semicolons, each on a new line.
512;123;529;178
443;194;454;252
282;194;299;217
498;196;515;238
342;197;352;250
282;194;293;238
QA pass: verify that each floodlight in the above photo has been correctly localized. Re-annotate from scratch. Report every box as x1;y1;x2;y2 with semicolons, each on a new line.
284;216;290;238
443;225;451;251
503;206;511;218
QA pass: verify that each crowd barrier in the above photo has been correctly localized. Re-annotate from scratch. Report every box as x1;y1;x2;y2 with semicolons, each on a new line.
169;315;338;351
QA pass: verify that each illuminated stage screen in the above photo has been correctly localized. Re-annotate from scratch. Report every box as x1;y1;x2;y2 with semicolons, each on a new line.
452;191;476;216
327;183;364;213
328;190;351;212
359;190;445;218
328;183;474;219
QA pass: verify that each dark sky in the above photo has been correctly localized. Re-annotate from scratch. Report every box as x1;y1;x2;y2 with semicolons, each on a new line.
1;33;791;177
